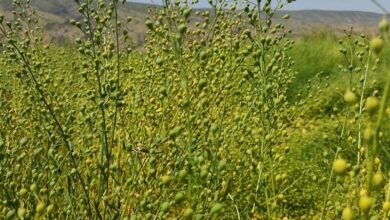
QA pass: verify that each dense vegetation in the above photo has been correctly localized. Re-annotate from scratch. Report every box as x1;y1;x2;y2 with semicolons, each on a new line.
0;0;390;219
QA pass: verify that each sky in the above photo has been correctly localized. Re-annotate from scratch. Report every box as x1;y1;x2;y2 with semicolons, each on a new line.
283;0;387;13
129;0;389;13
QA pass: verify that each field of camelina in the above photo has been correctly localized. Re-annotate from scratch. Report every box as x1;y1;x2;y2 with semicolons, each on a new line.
0;0;390;219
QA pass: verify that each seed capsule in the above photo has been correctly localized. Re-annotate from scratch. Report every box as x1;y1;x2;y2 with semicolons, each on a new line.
363;126;375;141
198;78;207;90
156;58;164;66
365;97;380;114
383;201;390;211
30;183;37;192
160;202;171;213
179;24;187;34
160;175;171;186
210;203;223;215
183;8;192;18
169;127;182;139
183;208;194;219
18;188;28;197
359;196;373;213
342;206;354;220
379;17;389;32
370;215;380;220
145;20;153;30
333;159;347;175
344;90;357;104
200;51;208;60
19;137;28;146
175;192;185;203
36;201;45;214
17;208;26;219
46;204;54;214
178;169;188;180
370;37;384;55
5;210;15;219
372;172;384;186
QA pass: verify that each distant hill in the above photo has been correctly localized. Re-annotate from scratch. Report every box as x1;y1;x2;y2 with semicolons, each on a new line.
0;0;383;46
0;0;152;46
281;10;382;35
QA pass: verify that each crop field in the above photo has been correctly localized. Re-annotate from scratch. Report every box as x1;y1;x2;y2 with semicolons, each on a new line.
1;0;390;219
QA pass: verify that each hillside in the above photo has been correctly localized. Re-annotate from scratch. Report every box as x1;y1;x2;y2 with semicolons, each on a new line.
282;10;382;35
0;0;384;45
0;0;151;46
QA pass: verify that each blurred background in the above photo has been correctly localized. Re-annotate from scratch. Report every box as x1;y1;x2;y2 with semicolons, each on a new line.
0;0;388;46
130;0;386;12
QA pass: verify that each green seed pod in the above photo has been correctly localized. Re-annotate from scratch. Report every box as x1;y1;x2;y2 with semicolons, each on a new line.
217;159;227;170
159;87;167;96
145;20;154;30
160;202;171;213
339;48;347;55
333;158;347;175
18;188;28;197
109;164;117;171
379;17;389;32
36;201;45;214
183;208;194;219
46;204;53;214
198;78;207;90
210;124;218;133
243;70;251;79
373;172;384;186
200;51;208;60
359;196;373;213
336;205;343;213
370;215;380;220
179;24;187;34
363;126;375;141
160;175;171;186
365;97;380;114
352;165;360;173
200;169;208;178
175;192;185;203
182;99;190;108
30;184;37;192
198;98;208;108
210;203;224;215
342;206;354;220
19;137;28;146
169;127;182;139
370;37;384;55
383;202;390;212
178;169;188;180
6;209;16;219
183;8;192;18
156;58;164;66
344;90;357;104
17;207;26;219
243;29;251;38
